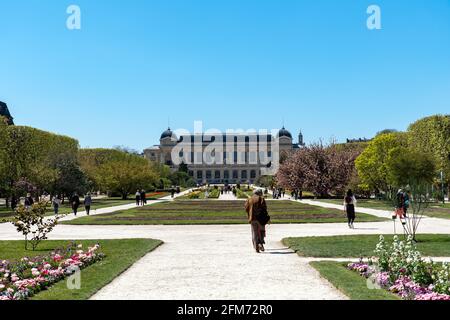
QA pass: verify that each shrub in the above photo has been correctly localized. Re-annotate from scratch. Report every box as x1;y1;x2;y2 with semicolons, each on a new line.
349;235;450;300
11;201;62;251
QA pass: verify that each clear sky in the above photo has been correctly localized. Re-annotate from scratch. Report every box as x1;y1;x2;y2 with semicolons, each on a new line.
1;0;449;151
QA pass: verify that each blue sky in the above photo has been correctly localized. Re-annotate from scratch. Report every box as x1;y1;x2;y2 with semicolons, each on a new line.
1;0;449;151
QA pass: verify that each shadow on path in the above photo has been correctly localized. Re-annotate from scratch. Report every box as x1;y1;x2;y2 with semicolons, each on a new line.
262;248;295;255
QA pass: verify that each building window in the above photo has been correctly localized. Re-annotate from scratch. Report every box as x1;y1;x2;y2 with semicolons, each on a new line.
233;170;239;179
233;152;238;163
250;170;256;179
241;170;248;179
197;171;203;179
224;170;229;179
188;171;194;177
215;170;221;179
206;171;212;179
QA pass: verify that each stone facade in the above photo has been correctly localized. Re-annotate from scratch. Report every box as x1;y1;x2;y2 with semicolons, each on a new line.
144;127;303;185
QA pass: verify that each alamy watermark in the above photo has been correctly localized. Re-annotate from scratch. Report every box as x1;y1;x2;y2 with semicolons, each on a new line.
367;4;382;30
66;265;81;290
168;121;282;176
66;5;81;30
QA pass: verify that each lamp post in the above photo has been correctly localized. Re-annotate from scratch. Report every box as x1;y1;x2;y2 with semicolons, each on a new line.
441;170;445;204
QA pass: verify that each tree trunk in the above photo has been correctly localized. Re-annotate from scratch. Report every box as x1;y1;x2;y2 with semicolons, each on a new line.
122;192;128;200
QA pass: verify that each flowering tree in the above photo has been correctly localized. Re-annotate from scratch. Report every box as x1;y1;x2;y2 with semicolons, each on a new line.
276;142;359;197
12;201;62;251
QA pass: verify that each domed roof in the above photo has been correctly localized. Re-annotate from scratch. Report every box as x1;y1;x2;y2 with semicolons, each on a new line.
160;128;174;140
277;127;292;139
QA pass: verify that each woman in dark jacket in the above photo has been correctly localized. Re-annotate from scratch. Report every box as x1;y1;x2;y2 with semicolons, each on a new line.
343;189;357;229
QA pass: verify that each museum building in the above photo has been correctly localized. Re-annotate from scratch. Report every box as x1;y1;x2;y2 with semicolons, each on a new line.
144;127;305;185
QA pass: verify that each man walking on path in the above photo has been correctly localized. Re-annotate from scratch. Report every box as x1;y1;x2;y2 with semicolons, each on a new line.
52;195;61;214
245;189;270;253
140;190;146;206
84;193;92;215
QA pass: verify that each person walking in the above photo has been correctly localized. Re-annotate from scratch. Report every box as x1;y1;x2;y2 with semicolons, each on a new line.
343;189;357;229
135;190;141;206
171;187;176;198
52;195;61;215
394;189;408;225
84;193;92;216
245;189;270;253
24;193;34;209
71;193;80;216
140;190;146;206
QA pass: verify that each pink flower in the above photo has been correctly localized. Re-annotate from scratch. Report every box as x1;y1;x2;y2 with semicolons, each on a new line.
31;268;40;277
53;254;62;262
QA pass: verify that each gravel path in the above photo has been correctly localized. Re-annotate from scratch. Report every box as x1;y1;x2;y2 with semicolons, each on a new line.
90;224;347;300
218;192;238;200
1;194;449;300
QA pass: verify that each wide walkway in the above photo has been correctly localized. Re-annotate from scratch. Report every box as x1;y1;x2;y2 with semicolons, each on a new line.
1;193;449;300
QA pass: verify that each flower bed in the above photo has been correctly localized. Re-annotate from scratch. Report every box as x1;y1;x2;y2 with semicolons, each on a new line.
145;192;166;198
347;235;450;300
0;242;105;300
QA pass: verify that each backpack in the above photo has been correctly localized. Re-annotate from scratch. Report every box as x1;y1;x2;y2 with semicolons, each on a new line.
253;202;270;225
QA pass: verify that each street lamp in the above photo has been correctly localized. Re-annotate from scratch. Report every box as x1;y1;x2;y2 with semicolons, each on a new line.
441;171;445;204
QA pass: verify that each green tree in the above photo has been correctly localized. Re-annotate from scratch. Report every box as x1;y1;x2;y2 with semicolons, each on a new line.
386;147;436;241
386;147;436;188
408;115;450;198
79;148;126;190
96;152;158;199
355;132;407;197
0;125;82;207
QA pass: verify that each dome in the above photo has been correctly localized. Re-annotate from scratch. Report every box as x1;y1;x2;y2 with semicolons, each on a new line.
277;127;292;139
160;128;175;140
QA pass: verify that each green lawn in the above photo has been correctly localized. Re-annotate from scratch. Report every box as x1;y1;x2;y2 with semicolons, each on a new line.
63;200;385;225
0;197;137;223
310;261;399;300
316;199;450;219
317;198;394;210
0;238;162;300
283;234;450;258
